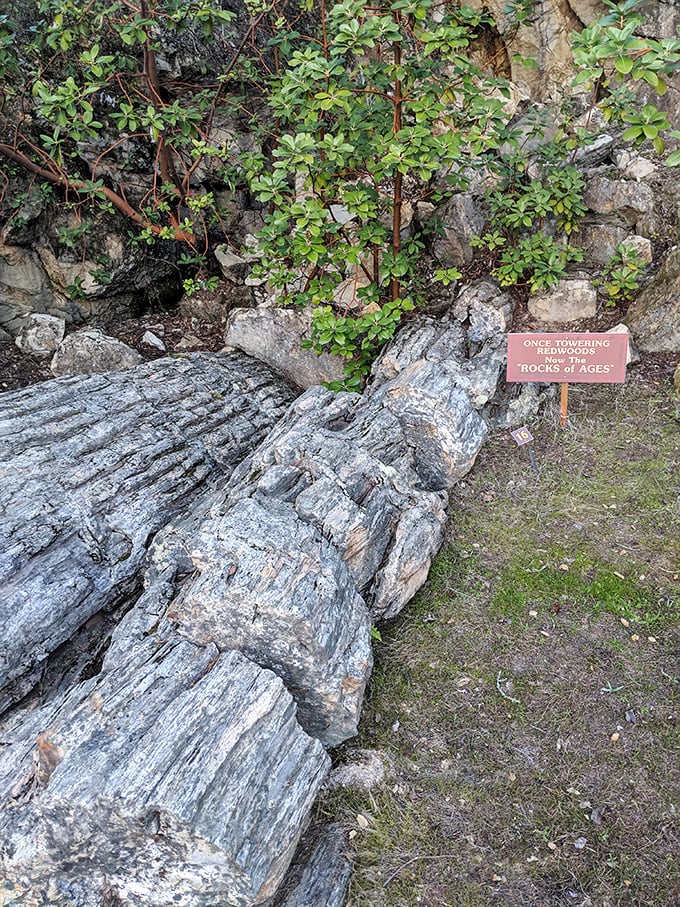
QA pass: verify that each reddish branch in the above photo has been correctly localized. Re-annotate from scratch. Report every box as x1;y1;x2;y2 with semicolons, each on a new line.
0;142;196;244
390;12;403;302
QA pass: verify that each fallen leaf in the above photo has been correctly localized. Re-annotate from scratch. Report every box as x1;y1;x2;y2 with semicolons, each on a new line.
630;634;640;642
559;563;570;572
610;732;620;742
620;618;630;627
508;772;517;782
356;813;369;829
547;841;558;851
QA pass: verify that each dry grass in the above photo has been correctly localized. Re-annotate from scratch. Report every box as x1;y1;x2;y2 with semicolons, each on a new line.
321;371;680;907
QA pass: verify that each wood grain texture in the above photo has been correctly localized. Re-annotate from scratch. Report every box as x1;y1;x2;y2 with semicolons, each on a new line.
0;352;295;713
0;640;329;906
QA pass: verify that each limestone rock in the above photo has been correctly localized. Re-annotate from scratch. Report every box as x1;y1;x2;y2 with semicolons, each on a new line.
575;223;629;267
613;150;658;181
14;313;66;356
625;246;680;351
215;245;250;283
583;176;655;227
0;242;57;334
0;353;295;712
622;235;653;264
225;306;346;389
606;323;639;365
141;329;166;351
528;278;598;323
51;330;143;375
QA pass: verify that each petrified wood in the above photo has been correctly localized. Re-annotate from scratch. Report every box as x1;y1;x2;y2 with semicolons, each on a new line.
109;364;486;747
0;639;329;906
0;352;295;713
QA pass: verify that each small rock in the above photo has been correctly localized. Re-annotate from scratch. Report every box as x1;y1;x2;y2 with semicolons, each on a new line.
326;750;387;791
528;278;597;323
175;334;204;351
214;245;249;284
613;150;657;181
141;330;166;352
621;235;653;264
51;330;143;376
573;133;614;167
606;324;639;365
15;313;66;357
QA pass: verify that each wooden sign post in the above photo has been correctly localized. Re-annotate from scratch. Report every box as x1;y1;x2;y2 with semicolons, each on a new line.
506;332;628;426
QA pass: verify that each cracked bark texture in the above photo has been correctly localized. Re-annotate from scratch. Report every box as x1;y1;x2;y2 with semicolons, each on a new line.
0;352;295;713
0;312;496;905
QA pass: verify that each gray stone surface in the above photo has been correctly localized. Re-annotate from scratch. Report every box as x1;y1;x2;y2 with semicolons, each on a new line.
225;305;346;389
140;329;165;351
454;280;513;345
433;193;485;267
14;313;66;356
51;330;143;375
0;352;295;712
583;176;655;228
575;222;629;267
625;246;680;351
270;825;352;907
0;642;329;907
528;278;598;323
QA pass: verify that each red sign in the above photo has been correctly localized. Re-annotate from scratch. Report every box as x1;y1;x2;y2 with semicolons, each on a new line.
507;332;628;384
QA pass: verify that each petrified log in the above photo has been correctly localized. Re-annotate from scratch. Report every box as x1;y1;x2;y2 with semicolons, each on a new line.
0;311;498;905
269;824;353;907
108;354;487;747
0;352;295;713
0;637;329;907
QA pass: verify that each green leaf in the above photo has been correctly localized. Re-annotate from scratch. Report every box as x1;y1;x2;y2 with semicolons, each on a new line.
614;56;634;74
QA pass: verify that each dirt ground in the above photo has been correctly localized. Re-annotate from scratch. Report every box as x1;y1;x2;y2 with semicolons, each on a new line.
322;362;679;907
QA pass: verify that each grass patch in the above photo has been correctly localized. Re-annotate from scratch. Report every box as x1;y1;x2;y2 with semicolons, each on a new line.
324;375;680;907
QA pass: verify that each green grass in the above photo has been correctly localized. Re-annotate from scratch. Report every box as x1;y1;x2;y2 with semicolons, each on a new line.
323;376;680;907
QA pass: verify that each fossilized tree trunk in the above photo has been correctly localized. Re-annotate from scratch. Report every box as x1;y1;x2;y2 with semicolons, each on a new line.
0;352;295;713
0;308;502;906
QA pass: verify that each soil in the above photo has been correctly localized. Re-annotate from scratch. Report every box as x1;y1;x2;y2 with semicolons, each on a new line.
321;371;680;907
0;307;226;393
